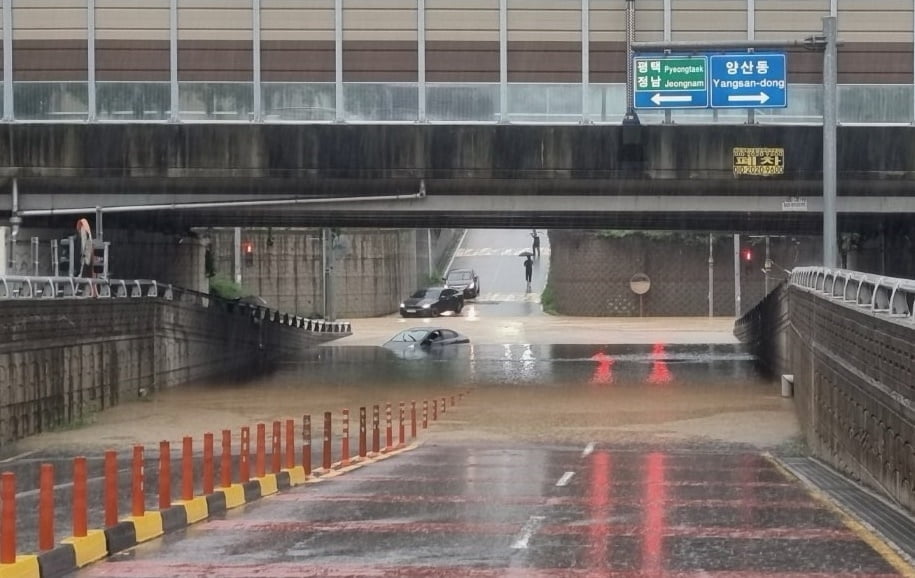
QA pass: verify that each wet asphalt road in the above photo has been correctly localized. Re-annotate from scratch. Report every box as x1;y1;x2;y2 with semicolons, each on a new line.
76;441;900;577
446;228;550;318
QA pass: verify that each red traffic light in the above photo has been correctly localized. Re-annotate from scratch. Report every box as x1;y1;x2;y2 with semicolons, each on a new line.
741;248;753;262
242;241;254;254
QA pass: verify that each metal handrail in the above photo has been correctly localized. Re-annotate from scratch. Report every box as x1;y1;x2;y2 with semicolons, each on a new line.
790;266;915;320
0;275;352;334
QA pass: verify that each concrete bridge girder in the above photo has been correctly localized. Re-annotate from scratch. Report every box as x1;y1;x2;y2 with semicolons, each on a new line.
0;123;912;233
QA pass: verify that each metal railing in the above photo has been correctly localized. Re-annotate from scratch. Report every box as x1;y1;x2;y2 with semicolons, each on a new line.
790;266;915;321
0;275;352;334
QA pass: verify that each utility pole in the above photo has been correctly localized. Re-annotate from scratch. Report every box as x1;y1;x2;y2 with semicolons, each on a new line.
708;233;714;317
733;234;741;317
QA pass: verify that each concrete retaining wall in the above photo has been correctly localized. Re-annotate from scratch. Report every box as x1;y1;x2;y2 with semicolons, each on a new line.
736;284;915;513
0;294;341;448
204;227;441;318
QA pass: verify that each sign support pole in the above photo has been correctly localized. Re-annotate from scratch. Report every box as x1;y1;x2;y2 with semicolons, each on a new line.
623;0;639;125
822;16;838;268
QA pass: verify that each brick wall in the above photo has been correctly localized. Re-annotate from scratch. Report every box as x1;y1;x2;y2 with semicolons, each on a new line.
548;230;821;317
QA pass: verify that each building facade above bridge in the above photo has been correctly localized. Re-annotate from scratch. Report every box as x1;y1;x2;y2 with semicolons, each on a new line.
0;0;910;125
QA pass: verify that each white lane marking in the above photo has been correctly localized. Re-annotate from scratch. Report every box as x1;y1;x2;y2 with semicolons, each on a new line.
556;472;575;487
0;450;38;463
511;515;546;549
582;442;595;458
454;248;552;258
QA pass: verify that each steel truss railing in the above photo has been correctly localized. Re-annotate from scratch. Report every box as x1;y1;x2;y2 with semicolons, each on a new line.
790;266;915;321
0;275;351;334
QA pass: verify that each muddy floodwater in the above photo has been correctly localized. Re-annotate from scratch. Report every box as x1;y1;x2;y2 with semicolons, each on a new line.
15;343;799;455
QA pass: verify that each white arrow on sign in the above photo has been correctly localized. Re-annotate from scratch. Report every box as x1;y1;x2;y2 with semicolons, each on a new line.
650;93;693;106
727;92;770;104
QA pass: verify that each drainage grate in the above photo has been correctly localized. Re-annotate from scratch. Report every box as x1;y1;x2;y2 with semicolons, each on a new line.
779;457;915;564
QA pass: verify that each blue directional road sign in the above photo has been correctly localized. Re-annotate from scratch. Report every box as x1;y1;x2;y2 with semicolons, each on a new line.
709;53;787;108
634;56;708;109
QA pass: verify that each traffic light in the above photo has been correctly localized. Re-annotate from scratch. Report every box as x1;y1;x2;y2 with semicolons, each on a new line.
242;240;254;265
741;247;753;262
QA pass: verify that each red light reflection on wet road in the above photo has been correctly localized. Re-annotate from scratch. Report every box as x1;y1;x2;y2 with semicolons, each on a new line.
590;352;614;385
643;452;666;575
586;451;611;575
648;343;673;384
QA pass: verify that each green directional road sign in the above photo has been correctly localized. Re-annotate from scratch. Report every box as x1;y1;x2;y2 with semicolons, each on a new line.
634;56;709;108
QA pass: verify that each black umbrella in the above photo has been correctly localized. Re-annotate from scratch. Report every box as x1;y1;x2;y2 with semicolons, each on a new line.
518;250;534;257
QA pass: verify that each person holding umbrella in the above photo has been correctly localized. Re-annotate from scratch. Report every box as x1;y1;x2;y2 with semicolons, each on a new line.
523;254;533;288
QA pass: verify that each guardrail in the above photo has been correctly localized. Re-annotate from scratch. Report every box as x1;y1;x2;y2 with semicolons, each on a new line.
790;266;915;320
0;275;352;334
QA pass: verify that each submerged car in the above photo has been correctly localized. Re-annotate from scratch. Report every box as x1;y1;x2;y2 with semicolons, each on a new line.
384;327;470;348
444;268;480;299
400;287;464;317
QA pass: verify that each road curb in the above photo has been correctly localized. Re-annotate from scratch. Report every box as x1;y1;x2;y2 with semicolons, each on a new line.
34;442;422;578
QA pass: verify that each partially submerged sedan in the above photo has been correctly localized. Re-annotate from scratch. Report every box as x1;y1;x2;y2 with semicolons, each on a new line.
382;327;471;360
384;327;470;348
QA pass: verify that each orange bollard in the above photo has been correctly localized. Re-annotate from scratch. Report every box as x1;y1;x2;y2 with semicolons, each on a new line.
302;415;312;476
285;419;295;470
372;405;380;453
358;407;367;458
240;427;250;482
423;400;428;429
441;397;447;415
341;409;350;466
39;464;54;551
385;403;393;450
159;441;171;510
220;430;232;489
73;457;88;538
132;445;145;517
411;401;417;439
272;421;282;474
399;402;405;446
433;398;438;421
182;436;194;501
1;472;16;563
322;412;332;470
256;423;266;478
203;433;214;495
104;450;118;528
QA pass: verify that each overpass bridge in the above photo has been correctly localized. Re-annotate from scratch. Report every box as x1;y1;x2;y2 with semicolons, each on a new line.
1;123;914;234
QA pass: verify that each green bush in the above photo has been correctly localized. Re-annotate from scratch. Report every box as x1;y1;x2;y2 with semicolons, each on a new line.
540;283;557;315
596;230;709;246
208;274;246;301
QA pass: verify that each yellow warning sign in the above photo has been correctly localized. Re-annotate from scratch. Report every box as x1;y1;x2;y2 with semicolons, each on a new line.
733;147;784;176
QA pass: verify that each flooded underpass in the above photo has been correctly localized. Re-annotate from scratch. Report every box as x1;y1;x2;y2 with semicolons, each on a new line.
5;226;912;576
51;338;907;578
